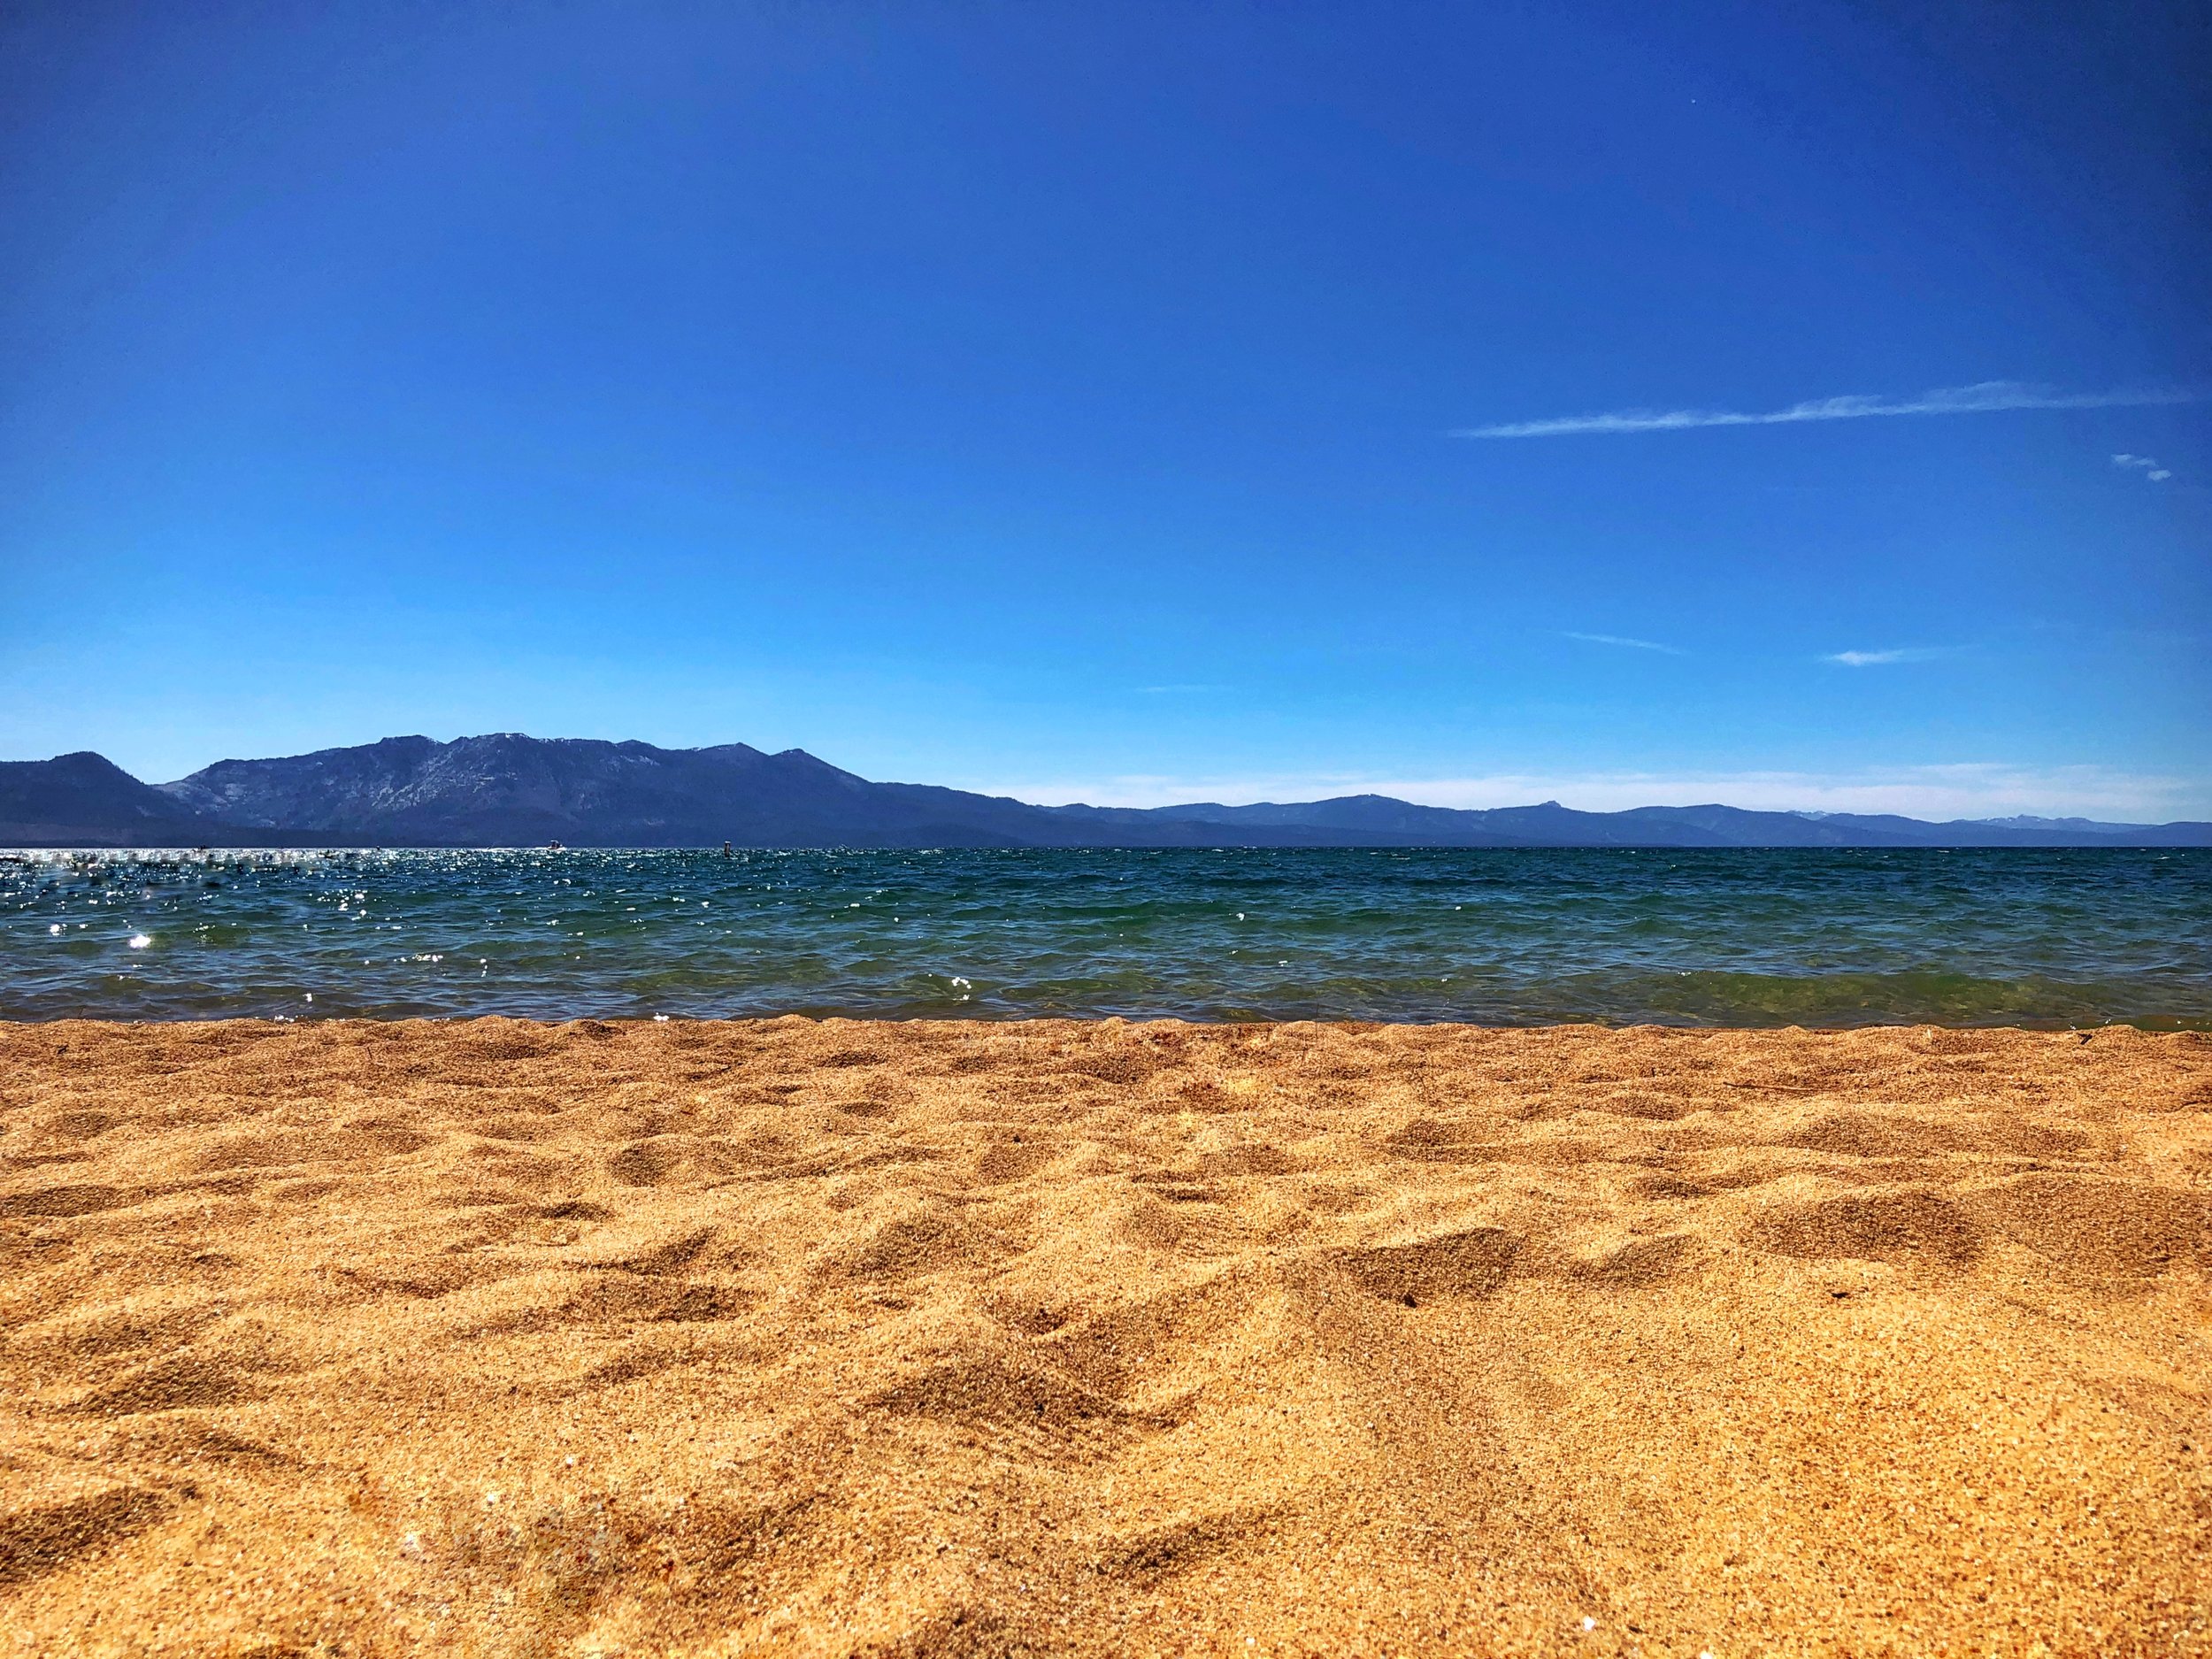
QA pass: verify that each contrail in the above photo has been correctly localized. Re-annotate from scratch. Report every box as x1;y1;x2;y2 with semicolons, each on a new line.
1455;380;2199;439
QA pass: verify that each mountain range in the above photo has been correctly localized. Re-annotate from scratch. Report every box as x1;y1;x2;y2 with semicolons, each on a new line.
3;734;2208;849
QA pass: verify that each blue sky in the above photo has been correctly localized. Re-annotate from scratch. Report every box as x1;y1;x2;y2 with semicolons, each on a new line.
3;1;2207;818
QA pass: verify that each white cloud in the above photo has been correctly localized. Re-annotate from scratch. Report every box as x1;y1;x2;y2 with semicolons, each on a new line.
2112;453;2173;481
1563;631;1684;655
1824;647;1946;667
1455;380;2198;440
973;764;2206;821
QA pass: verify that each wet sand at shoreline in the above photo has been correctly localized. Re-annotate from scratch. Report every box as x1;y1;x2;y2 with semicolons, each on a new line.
1;1018;2208;1656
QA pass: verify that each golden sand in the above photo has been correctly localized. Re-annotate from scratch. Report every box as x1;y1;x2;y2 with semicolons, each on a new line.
1;1018;2208;1657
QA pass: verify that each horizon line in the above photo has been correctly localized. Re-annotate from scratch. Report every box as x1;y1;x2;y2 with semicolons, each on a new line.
9;740;2205;827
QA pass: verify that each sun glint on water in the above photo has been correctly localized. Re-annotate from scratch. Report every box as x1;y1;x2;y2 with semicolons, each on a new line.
3;846;2207;1028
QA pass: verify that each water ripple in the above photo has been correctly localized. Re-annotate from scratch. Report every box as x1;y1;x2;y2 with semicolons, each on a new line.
2;846;2207;1027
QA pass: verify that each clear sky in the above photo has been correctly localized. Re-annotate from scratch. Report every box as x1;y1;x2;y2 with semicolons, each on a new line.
4;2;2207;818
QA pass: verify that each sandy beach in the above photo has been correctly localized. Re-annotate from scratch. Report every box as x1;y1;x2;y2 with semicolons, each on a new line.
1;1018;2207;1656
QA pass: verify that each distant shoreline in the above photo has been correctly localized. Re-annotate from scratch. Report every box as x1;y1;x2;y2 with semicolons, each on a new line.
7;736;2208;848
9;837;2212;853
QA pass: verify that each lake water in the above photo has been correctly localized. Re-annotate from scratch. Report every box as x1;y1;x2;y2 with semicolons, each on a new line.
3;846;2208;1027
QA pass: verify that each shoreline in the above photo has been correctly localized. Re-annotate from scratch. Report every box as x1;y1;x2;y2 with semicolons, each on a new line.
3;1018;2208;1654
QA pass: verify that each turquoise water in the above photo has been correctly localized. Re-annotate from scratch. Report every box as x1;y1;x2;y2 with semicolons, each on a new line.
3;846;2208;1027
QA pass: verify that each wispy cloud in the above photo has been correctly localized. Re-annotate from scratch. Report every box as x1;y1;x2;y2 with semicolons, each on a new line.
1563;631;1684;655
1454;380;2199;440
2113;452;2174;481
1824;647;1946;667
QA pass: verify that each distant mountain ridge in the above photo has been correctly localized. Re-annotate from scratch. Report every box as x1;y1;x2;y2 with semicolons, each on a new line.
0;752;210;847
1;734;2207;849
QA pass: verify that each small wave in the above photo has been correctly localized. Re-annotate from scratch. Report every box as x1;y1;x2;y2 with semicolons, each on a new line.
2;847;2206;1026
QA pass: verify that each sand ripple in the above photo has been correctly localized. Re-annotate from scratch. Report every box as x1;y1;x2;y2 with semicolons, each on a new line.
1;1018;2208;1655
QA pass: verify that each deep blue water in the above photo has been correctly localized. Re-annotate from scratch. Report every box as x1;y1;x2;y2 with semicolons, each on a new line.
2;846;2207;1027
